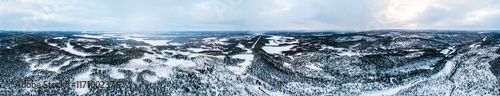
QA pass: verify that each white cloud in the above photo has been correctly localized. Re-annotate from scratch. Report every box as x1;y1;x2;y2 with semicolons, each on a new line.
0;0;499;31
462;9;500;25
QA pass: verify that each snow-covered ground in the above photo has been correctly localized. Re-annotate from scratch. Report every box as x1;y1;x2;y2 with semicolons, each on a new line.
265;36;297;46
202;37;229;45
305;64;322;71
47;60;73;72
227;54;254;75
162;50;205;58
320;45;346;51
362;54;458;96
10;32;500;95
73;67;93;95
109;53;199;83
250;85;289;96
365;80;426;96
187;48;206;52
109;69;126;79
337;51;361;57
61;42;94;56
45;39;59;47
262;45;294;54
53;37;66;39
75;38;97;42
165;59;197;67
28;56;65;71
143;74;160;82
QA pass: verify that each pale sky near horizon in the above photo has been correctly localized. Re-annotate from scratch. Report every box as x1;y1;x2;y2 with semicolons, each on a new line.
0;0;499;31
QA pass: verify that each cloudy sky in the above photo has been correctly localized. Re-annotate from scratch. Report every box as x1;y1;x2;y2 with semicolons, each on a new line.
1;0;499;31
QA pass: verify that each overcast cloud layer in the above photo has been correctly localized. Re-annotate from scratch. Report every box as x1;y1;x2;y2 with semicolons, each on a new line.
1;0;499;31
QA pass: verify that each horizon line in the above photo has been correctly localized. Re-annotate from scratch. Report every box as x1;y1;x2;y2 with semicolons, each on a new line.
1;29;500;32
